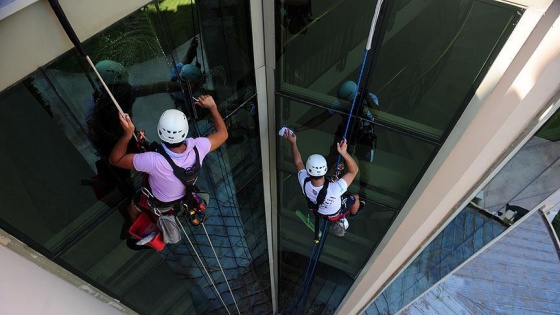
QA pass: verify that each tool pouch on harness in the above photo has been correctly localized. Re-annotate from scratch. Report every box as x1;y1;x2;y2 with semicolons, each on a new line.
331;217;348;237
134;187;182;245
155;210;182;244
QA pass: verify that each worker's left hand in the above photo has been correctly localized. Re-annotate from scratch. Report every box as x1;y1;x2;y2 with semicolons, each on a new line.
337;138;348;155
194;95;217;110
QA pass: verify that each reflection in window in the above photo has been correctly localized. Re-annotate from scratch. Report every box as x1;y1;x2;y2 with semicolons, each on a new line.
276;1;524;311
0;0;267;313
276;94;436;312
277;0;522;141
373;0;523;139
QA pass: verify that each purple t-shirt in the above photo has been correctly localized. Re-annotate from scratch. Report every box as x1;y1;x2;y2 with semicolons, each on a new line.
133;137;211;202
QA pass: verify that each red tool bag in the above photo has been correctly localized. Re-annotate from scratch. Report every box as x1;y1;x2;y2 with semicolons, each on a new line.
129;212;165;251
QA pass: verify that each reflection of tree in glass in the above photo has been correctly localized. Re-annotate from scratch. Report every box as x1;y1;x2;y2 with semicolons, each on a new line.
91;14;162;65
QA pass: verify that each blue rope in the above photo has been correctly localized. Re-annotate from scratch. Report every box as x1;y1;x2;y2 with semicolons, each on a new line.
334;0;384;177
295;219;330;314
291;218;329;314
290;218;323;314
334;49;370;177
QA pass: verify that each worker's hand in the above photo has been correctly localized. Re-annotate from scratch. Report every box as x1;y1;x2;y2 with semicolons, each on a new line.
190;37;199;48
194;95;217;110
283;128;297;144
118;113;135;139
337;138;348;156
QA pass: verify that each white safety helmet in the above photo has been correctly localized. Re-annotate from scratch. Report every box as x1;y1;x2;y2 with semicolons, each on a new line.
306;154;328;176
180;64;203;83
95;60;129;84
157;109;189;144
337;81;357;101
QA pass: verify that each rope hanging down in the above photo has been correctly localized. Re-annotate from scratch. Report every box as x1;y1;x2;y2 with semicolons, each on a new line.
291;1;385;313
175;216;237;315
334;0;384;178
47;0;137;142
290;219;330;315
201;223;242;314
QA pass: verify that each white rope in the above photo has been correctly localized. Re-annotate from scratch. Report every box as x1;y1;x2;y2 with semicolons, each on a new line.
84;55;139;142
175;217;232;315
365;0;384;50
202;223;241;315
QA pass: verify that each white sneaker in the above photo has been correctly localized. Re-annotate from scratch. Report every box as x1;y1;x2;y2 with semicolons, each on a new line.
136;231;157;245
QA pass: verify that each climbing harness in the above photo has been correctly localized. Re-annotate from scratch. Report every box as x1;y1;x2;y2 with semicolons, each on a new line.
302;176;331;243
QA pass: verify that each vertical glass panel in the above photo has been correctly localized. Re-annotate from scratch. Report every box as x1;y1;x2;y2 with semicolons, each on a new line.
276;0;525;311
196;0;257;112
1;0;268;314
372;0;523;139
365;105;560;314
276;95;436;313
0;79;107;251
277;0;374;95
122;261;199;314
278;0;522;141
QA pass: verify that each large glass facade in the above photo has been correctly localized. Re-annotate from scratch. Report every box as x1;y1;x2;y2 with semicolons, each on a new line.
275;0;523;313
1;0;553;313
0;1;270;314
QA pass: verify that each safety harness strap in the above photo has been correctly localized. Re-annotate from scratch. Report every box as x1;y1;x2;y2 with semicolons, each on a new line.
303;177;329;211
303;177;330;242
156;144;201;189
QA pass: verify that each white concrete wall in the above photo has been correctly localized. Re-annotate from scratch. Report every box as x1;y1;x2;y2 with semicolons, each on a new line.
0;241;128;315
0;0;149;91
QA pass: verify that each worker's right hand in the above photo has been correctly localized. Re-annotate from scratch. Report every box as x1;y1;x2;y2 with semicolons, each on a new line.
118;113;135;139
283;129;297;144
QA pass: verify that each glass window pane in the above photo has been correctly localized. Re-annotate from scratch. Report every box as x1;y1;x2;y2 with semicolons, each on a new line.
373;0;523;139
1;1;269;314
58;211;164;296
0;78;113;252
276;95;436;312
277;97;436;209
278;0;522;141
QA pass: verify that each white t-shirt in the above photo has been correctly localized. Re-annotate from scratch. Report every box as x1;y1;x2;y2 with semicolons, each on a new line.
298;170;348;215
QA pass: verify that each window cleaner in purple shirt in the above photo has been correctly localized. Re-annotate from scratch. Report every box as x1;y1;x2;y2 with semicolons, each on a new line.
109;95;228;224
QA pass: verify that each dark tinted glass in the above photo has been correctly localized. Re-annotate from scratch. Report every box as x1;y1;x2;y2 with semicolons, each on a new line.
0;1;269;313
